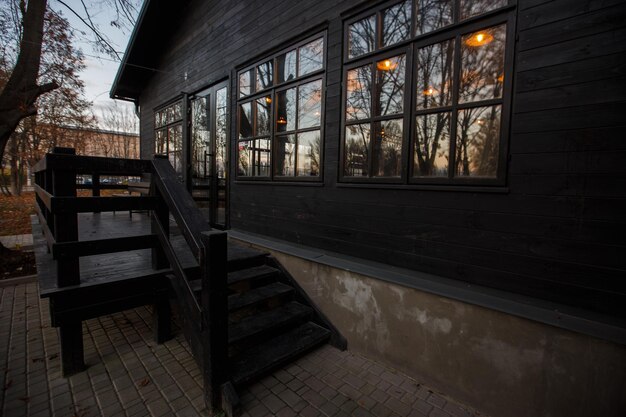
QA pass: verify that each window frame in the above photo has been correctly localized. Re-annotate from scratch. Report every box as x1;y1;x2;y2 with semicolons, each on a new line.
340;0;516;186
340;45;414;183
236;32;327;183
154;98;184;176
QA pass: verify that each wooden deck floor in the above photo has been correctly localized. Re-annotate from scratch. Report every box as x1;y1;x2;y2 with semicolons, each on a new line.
32;211;265;297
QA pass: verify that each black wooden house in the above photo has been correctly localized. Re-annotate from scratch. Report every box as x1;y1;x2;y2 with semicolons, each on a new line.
109;1;626;416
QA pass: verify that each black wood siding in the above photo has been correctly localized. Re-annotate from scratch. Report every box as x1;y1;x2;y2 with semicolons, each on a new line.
137;0;626;317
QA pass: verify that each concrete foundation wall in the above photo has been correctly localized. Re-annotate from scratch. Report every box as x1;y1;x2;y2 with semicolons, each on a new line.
239;241;626;417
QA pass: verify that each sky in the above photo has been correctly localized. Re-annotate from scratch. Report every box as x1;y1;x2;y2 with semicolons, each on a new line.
49;0;141;126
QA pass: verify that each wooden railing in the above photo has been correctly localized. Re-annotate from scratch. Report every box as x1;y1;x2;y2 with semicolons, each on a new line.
33;148;230;412
150;155;228;411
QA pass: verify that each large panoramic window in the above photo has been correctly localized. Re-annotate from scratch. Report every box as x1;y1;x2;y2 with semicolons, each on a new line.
155;100;183;176
342;0;513;185
237;34;325;180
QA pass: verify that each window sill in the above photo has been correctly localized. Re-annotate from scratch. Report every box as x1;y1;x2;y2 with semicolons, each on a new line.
336;182;509;193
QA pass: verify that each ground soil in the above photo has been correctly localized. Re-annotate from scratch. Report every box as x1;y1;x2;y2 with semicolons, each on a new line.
0;192;36;236
0;192;37;279
1;247;37;279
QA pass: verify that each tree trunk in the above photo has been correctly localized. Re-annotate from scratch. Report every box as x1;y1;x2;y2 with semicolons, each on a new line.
0;0;57;161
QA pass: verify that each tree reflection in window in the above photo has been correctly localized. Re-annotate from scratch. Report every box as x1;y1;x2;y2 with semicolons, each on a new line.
155;101;184;179
416;0;453;34
346;66;372;121
382;1;411;47
345;124;370;177
238;34;325;180
460;25;506;103
456;105;501;177
348;15;375;59
299;38;324;76
256;61;273;92
414;112;450;176
416;40;454;109
460;0;507;20
344;53;406;178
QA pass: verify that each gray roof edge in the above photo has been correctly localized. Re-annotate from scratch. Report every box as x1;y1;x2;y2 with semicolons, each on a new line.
109;0;152;101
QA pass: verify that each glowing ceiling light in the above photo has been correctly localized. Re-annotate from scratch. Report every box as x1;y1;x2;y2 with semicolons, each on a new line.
465;31;494;47
377;59;398;71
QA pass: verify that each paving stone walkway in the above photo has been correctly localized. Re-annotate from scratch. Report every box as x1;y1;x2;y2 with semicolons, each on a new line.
0;282;482;417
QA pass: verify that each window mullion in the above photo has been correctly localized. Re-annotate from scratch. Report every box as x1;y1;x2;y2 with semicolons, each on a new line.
448;34;462;180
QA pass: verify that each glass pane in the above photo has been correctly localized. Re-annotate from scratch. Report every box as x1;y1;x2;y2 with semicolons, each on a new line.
455;105;501;177
297;130;321;177
346;65;372;121
239;69;253;97
275;134;296;176
169;124;182;151
256;97;271;136
276;88;296;132
215;87;228;180
167;107;175;124
416;39;454;109
415;0;453;35
298;80;322;129
239;102;253;139
155;112;160;128
461;0;507;20
460;25;506;103
191;97;209;180
373;119;403;177
344;124;370;177
382;1;411;47
414;112;450;177
377;55;406;116
277;50;297;83
155;129;166;154
238;140;253;176
256;139;271;177
256;61;273;91
173;102;182;121
299;38;324;76
348;15;375;59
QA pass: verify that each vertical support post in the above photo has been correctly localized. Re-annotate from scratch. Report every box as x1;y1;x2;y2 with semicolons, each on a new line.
182;92;192;193
200;231;228;412
44;164;54;237
51;147;84;376
152;288;171;344
52;148;79;287
92;174;101;214
59;321;85;376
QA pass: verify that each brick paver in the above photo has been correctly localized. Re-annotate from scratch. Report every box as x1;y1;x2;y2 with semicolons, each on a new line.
0;282;484;417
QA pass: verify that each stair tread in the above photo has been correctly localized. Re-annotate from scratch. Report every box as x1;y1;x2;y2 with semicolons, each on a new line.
188;264;281;293
230;322;330;386
228;264;279;285
228;282;293;312
229;301;312;345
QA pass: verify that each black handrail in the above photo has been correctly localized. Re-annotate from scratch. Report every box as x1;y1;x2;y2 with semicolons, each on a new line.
149;154;228;413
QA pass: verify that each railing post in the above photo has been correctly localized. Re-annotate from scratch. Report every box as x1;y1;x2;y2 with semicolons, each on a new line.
200;231;228;412
92;174;101;214
52;147;79;286
51;147;84;376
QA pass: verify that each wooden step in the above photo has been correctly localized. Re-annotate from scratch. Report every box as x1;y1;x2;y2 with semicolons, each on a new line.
227;243;268;271
228;265;280;292
228;282;293;312
228;301;312;346
230;322;330;387
187;264;282;293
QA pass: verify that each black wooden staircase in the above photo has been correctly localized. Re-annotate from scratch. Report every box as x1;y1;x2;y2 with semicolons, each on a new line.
32;148;342;416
